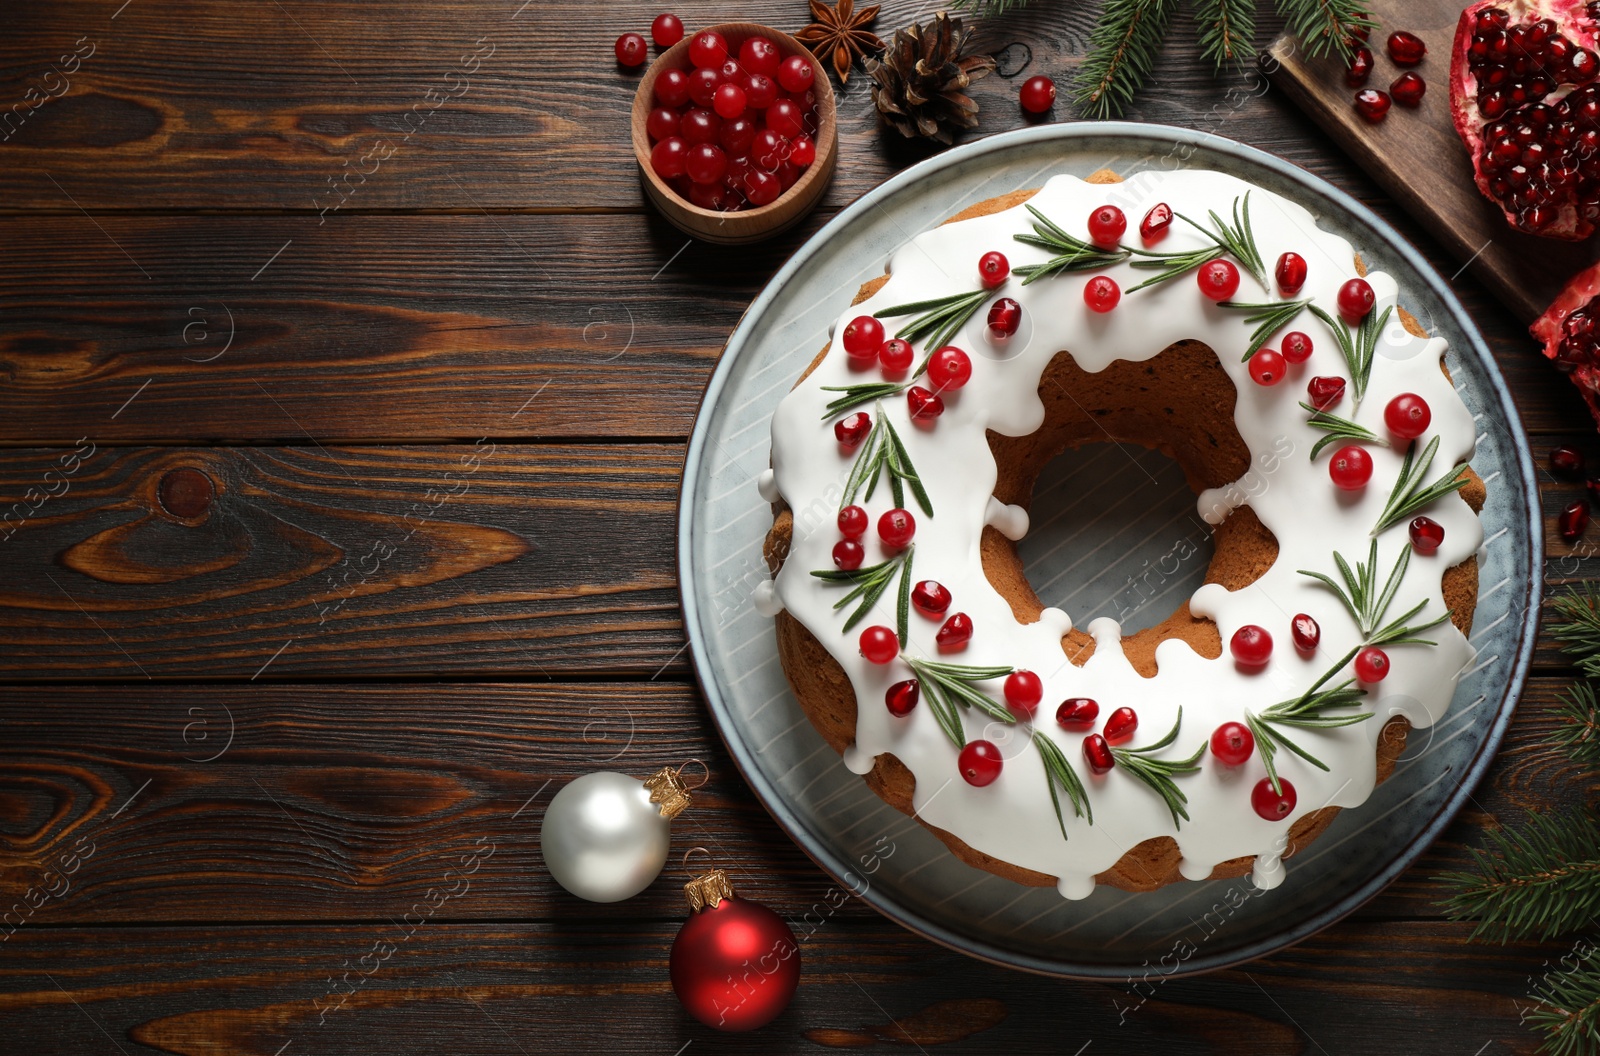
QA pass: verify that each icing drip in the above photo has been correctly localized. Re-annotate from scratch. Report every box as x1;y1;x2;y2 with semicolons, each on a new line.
986;497;1031;540
1251;833;1292;890
757;468;780;503
752;580;784;617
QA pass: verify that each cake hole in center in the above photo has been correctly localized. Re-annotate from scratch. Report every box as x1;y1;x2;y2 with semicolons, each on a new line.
1017;442;1215;636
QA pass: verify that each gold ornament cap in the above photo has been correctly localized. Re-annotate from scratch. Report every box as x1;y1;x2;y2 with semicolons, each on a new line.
683;869;735;912
643;766;691;821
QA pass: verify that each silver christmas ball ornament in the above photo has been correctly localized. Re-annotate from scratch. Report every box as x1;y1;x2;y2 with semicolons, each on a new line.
540;767;693;903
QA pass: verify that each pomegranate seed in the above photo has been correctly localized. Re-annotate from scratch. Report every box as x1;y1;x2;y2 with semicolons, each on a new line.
655;68;690;108
878;508;915;549
1551;445;1586;477
879;338;914;374
885;679;919;716
835;412;871;448
1249;348;1287;386
1588;477;1600;504
1338;278;1376;321
1004;671;1043;718
987;297;1022;339
1231;625;1273;666
1329;445;1374;489
959;740;1004;786
1410;515;1445;553
1087;205;1127;248
1140;203;1173;243
1387;30;1427;66
832;540;863;570
1385;393;1432;439
615;32;648;67
842;316;884;358
1355;646;1390;683
651;136;689;179
906;386;944;422
1211;722;1255;766
936;612;973;652
777;55;814;93
1292;613;1320;652
1056;698;1099;730
1308;375;1346;410
1391;72;1427;107
978;251;1010;288
859;625;898;664
837;505;868;539
1083;734;1114;775
1346;46;1375;87
1561;499;1592;542
1019;75;1056;114
713;83;747;120
1084;275;1121;313
1197;258;1241;300
1354;88;1392;123
1103;706;1139;745
651;12;685;47
1276;252;1309;295
739;36;781;77
688;30;728;69
1281;331;1314;363
1252;777;1297;820
927;347;972;391
911;580;951;618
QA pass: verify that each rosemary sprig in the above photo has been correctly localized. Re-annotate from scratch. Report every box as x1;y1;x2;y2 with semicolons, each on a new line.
841;406;933;516
1298;539;1453;647
1126;192;1265;292
902;657;1015;748
1221;297;1311;360
810;544;915;644
1308;303;1390;407
874;289;990;364
1246;656;1371;794
820;382;904;420
1034;730;1093;839
1371;435;1471;537
1012;204;1131;284
1110;708;1206;827
1298;400;1388;460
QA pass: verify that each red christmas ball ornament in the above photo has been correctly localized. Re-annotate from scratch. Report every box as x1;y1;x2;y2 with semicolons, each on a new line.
671;870;800;1031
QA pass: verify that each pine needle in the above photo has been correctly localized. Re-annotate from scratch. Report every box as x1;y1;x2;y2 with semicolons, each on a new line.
1073;0;1180;119
1555;681;1600;767
1439;812;1600;943
1525;947;1600;1056
1273;0;1374;61
1193;0;1257;70
1553;585;1600;680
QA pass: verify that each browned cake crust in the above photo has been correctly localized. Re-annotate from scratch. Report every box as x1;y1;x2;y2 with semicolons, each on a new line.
763;173;1486;892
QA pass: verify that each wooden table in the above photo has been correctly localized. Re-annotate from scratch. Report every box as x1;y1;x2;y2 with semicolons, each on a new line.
0;2;1591;1053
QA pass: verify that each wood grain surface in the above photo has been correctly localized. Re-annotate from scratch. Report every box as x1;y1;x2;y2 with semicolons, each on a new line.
2;0;1598;1053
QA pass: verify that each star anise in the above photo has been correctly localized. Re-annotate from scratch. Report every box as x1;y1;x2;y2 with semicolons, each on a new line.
796;0;884;84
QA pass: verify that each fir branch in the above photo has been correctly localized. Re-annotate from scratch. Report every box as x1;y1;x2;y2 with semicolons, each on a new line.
1439;811;1600;942
950;0;1032;11
1299;400;1387;460
1012;204;1131;284
1034;730;1093;839
810;544;914;643
840;407;933;516
1110;707;1206;826
821;382;904;420
1193;0;1257;70
1524;946;1600;1056
1072;0;1180;120
1298;539;1452;646
1308;303;1389;407
874;289;990;364
1552;585;1600;681
1127;192;1265;292
1371;435;1471;537
903;657;1015;748
1248;655;1370;794
1555;680;1600;768
1274;0;1376;61
1222;297;1311;360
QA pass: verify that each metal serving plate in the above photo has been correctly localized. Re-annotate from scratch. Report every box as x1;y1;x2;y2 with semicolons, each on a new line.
677;124;1541;978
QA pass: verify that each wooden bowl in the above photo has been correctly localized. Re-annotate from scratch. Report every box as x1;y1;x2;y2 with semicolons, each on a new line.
631;22;838;245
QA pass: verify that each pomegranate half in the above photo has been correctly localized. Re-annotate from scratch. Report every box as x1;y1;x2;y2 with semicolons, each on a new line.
1532;259;1600;423
1450;0;1600;239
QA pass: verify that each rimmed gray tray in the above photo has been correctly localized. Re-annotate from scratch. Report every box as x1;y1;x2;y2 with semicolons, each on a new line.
677;123;1542;979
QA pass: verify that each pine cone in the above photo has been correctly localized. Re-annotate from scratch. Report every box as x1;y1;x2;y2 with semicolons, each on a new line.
865;13;996;146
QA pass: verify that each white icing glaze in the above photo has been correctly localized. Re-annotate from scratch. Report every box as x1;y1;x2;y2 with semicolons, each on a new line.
757;468;780;503
762;170;1482;899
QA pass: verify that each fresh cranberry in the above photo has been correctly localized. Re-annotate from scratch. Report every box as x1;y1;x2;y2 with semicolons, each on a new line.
1249;349;1287;386
647;106;680;142
879;338;913;374
1252;777;1297;820
766;99;805;139
1562;500;1592;542
928;347;972;391
911;580;951;618
751;127;788;169
615;32;648;67
987;297;1022;338
1083;734;1114;775
1019;75;1056;114
1329;445;1373;489
936;612;972;652
740;35;782;77
651;12;685;47
687;181;732;211
1391;72;1426;107
1197;258;1240;300
1084;276;1121;313
1291;613;1321;652
1387;30;1427;66
688;30;728;69
650;136;689;180
1211;722;1255;766
1231;625;1273;667
842;316;883;358
1276;252;1308;295
832;540;863;570
1308;376;1346;410
885;679;919;716
655;68;690;107
1087;205;1127;248
1551;445;1586;478
680;107;721;145
978;251;1010;288
1338;278;1375;322
1409;515;1444;553
718;116;756;158
713;83;747;119
777;55;814;93
1004;671;1043;718
788;134;815;168
837;505;868;539
743;168;781;206
1355;646;1390;683
1385;393;1431;439
1346;45;1375;87
1103;706;1138;745
685;143;728;186
1354;88;1392;123
1140;202;1173;243
1281;331;1314;363
859;625;898;664
959;740;1004;786
834;411;871;448
687;67;724;108
878;508;915;548
907;386;944;421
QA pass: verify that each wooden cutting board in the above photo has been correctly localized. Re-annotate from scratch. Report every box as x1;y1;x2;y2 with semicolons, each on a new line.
1266;1;1598;326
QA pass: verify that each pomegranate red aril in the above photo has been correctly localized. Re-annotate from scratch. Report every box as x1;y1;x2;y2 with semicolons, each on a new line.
1252;777;1297;820
651;13;685;47
713;83;747;119
878;508;915;549
1355;646;1390;683
1004;671;1043;718
1083;734;1115;775
740;35;781;77
1019;74;1056;114
778;54;814;93
1389;30;1428;65
885;679;920;717
987;297;1022;338
1551;444;1586;476
1385;393;1433;438
655;68;691;107
927;346;972;391
688;30;728;69
1392;71;1428;107
1562;498;1592;541
1308;375;1346;410
647;106;680;142
615;32;648;67
1338;277;1376;321
936;612;973;652
788;134;816;168
1282;331;1314;363
959;740;1004;786
1103;706;1139;745
1330;445;1374;489
907;385;944;422
1347;45;1376;87
1292;613;1321;652
685;143;728;186
837;505;868;539
842;316;884;359
1231;625;1273;667
1198;258;1241;300
832;540;863;570
978;251;1010;288
1057;698;1099;730
879;338;914;374
1355;88;1393;122
835;411;871;448
1211;722;1255;766
1249;348;1287;386
1085;275;1121;313
1140;202;1174;243
1087;205;1128;248
1276;252;1309;295
911;580;952;618
651;136;689;180
859;625;898;664
1410;515;1446;553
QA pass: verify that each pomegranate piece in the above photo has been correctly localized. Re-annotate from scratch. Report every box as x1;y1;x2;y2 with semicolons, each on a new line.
1355;88;1393;122
1392;72;1427;107
1531;259;1600;425
1562;498;1592;540
1388;30;1429;65
1450;0;1600;240
1347;46;1376;87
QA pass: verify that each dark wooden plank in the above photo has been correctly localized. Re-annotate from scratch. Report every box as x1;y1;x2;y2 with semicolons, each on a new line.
0;444;684;680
